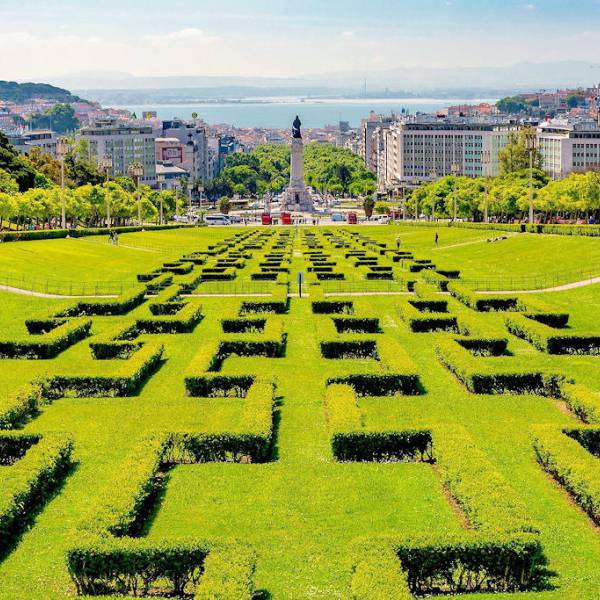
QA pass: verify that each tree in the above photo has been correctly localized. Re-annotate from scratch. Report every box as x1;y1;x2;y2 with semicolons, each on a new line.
499;128;543;175
363;195;375;218
28;103;79;133
0;168;18;194
217;196;231;214
496;96;532;114
0;132;38;191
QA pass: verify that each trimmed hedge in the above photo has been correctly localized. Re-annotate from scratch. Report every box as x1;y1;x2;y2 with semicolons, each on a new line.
312;300;354;315
0;318;91;359
0;383;44;429
0;224;191;243
136;303;204;334
532;425;600;525
395;533;542;595
505;313;600;355
240;285;288;315
397;301;457;333
436;337;562;396
351;543;413;600
53;288;146;317
448;283;520;312
0;433;73;554
44;342;164;398
561;383;600;424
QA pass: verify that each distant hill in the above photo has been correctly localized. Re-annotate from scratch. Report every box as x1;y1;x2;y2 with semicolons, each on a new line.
0;81;80;103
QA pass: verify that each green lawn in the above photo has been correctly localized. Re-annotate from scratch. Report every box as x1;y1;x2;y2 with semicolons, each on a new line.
0;226;599;599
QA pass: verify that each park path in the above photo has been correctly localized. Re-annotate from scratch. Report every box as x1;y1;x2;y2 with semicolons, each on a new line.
478;276;600;295
0;284;116;299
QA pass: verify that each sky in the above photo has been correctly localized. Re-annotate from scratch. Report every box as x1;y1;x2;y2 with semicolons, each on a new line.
1;0;600;80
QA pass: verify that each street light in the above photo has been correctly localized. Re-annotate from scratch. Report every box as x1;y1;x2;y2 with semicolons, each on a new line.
56;138;71;229
451;161;460;222
481;150;491;223
127;162;144;226
524;128;538;225
99;155;113;227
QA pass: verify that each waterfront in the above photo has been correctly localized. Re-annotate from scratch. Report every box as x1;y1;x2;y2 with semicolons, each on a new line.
112;97;498;128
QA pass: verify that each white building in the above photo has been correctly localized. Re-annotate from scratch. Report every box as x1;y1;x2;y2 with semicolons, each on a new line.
359;112;395;172
8;130;57;157
79;118;156;186
382;116;518;189
538;118;600;179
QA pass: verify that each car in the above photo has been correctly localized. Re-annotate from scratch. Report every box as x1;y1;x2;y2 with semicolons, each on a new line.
204;214;231;226
331;213;345;222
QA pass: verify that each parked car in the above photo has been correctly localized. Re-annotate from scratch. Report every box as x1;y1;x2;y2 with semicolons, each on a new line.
204;214;231;226
331;213;345;222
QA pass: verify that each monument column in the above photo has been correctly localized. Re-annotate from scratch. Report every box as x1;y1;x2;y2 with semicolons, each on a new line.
282;115;314;213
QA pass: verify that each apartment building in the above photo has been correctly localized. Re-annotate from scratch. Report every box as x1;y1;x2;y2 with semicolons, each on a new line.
381;116;518;189
359;112;395;172
538;118;600;179
8;129;57;157
78;119;156;186
161;120;210;181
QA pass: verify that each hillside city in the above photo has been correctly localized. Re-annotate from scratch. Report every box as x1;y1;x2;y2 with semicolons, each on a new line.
2;82;600;202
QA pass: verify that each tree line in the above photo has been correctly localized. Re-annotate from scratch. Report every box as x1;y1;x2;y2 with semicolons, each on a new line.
404;128;600;222
205;143;377;199
0;133;185;230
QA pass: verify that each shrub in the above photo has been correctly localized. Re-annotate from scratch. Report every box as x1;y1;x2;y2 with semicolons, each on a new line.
332;317;380;334
351;543;412;600
136;303;204;334
505;313;600;355
436;338;562;396
312;301;354;315
395;533;543;595
397;302;457;333
45;343;164;398
448;283;519;312
561;383;600;424
321;339;378;359
0;318;91;359
0;433;73;554
0;383;44;429
532;425;600;525
53;288;146;317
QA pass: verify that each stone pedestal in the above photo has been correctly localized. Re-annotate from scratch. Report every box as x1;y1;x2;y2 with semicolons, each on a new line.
281;137;314;212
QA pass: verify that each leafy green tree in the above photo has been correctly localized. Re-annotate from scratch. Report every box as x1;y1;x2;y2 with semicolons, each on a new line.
28;103;79;133
0;132;38;191
499;128;544;175
217;196;231;214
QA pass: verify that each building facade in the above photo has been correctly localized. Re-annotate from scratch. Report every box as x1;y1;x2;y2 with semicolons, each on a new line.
538;118;600;179
161;120;210;182
381;117;518;190
78;119;156;186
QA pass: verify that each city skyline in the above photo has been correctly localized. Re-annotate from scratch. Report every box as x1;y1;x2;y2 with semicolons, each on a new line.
2;0;600;82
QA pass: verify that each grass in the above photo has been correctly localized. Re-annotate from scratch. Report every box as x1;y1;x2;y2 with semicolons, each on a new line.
0;225;600;598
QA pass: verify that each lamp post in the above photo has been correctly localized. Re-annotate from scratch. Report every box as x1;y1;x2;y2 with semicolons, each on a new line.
56;138;70;229
451;161;460;222
481;150;491;223
524;128;538;225
127;163;144;226
430;168;438;221
99;155;113;227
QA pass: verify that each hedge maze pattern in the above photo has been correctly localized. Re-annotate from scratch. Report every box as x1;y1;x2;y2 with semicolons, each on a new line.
0;226;599;598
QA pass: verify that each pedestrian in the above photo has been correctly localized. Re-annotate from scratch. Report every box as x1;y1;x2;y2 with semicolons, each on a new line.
114;231;119;246
434;232;439;246
396;235;401;251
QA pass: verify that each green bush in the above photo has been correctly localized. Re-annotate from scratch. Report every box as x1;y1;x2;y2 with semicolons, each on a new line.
532;425;600;525
0;318;91;359
505;313;600;355
397;302;458;333
351;543;413;600
0;383;44;429
561;383;600;424
436;338;562;395
54;288;146;317
45;342;164;398
448;283;519;312
0;433;73;554
136;303;204;334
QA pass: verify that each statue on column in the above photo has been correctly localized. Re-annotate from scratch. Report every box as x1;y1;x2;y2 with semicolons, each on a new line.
292;116;302;139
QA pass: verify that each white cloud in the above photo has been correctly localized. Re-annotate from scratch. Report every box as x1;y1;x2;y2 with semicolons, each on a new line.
340;31;354;38
144;28;220;45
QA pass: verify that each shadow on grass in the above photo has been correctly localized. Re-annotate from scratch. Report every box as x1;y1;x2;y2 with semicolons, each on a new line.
0;459;78;565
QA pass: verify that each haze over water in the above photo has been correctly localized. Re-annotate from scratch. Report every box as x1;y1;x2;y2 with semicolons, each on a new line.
113;97;498;128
